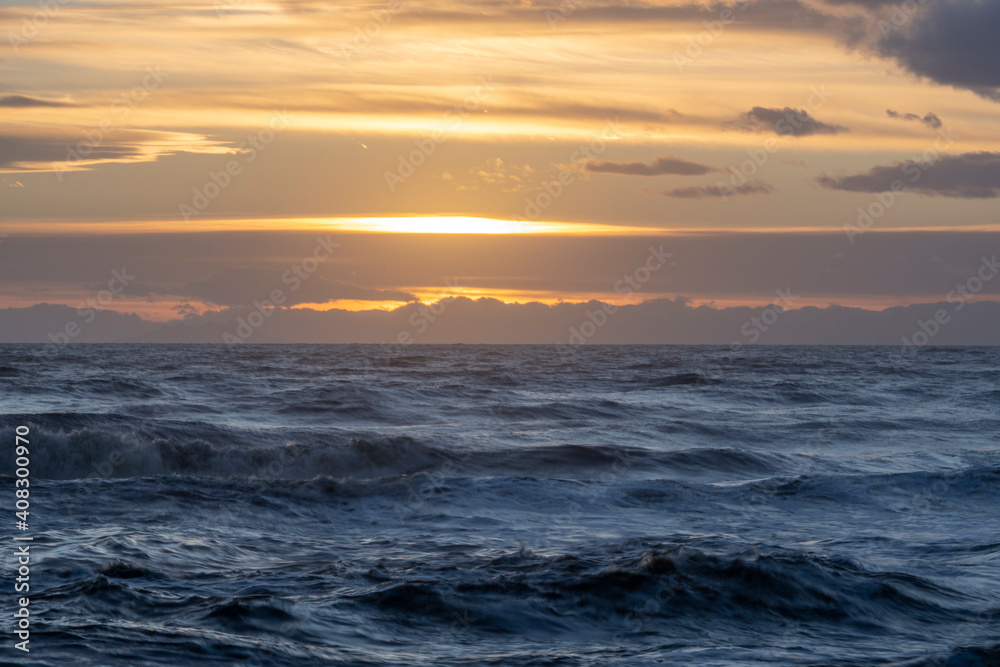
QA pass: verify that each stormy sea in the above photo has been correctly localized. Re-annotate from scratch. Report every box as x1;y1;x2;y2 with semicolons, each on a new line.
2;344;999;666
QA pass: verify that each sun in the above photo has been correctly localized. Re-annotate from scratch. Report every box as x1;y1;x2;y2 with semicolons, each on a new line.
339;216;527;234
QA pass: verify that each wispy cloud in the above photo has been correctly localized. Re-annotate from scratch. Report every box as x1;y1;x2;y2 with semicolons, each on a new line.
648;181;775;199
886;109;942;129
0;94;78;108
585;155;716;177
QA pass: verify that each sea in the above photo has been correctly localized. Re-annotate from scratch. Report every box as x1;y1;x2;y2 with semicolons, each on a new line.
1;344;999;666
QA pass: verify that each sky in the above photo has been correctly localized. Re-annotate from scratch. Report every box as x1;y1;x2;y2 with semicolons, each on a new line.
1;0;999;343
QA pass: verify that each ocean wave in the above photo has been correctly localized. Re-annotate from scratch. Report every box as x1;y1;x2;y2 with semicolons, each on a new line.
0;419;443;479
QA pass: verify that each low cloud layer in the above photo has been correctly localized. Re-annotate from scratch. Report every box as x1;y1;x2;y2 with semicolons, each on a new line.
4;297;1000;345
819;152;1000;198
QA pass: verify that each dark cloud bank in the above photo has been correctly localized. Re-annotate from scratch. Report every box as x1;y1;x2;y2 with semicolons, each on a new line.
873;0;1000;101
819;152;1000;198
3;298;999;345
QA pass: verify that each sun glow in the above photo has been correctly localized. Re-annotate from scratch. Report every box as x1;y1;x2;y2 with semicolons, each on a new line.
319;216;640;235
334;216;526;234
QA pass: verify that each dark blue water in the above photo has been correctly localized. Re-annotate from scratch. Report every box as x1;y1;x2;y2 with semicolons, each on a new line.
2;344;999;666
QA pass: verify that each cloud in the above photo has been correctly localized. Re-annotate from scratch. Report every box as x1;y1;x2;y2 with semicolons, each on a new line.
402;0;835;30
817;152;1000;198
819;0;899;7
0;129;220;171
733;106;848;136
0;133;142;169
271;89;685;125
650;181;775;199
456;158;535;192
863;0;1000;101
886;109;942;129
584;154;716;177
172;267;416;307
6;298;1000;345
0;94;77;108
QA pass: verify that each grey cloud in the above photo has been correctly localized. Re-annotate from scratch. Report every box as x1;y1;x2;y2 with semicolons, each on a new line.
173;268;416;307
585;155;716;176
818;152;1000;198
0;130;197;170
652;181;774;199
4;229;1000;309
733;106;848;136
5;298;1000;345
0;95;78;108
820;0;898;6
886;109;942;129
0;133;138;169
400;0;835;30
870;0;1000;101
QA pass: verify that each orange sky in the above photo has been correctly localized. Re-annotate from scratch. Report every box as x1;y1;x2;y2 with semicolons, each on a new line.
2;0;1000;317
